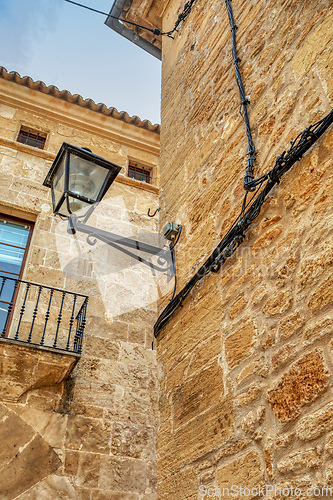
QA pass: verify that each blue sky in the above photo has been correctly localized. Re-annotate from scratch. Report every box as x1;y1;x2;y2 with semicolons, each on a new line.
0;0;161;124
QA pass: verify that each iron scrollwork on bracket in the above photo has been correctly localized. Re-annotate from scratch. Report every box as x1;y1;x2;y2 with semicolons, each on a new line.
68;214;173;276
86;234;98;246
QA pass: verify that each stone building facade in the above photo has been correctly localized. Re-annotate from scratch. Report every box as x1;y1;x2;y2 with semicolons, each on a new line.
0;67;160;499
109;0;333;498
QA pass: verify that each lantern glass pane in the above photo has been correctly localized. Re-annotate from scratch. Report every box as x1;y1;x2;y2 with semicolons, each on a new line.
68;155;109;202
57;197;92;218
51;155;66;210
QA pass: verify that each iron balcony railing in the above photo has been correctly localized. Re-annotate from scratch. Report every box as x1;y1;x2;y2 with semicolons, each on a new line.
0;274;88;354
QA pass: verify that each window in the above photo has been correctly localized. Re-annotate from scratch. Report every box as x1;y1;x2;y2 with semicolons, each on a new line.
0;215;34;335
128;161;152;184
17;126;46;149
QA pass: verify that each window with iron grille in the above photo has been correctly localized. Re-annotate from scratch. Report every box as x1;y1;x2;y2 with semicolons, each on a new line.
17;126;47;149
128;162;152;184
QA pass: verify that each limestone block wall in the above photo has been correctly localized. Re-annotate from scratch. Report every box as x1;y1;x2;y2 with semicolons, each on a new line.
0;77;160;499
156;0;333;497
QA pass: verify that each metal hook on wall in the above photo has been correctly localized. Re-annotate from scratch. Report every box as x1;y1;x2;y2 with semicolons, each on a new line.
148;207;160;218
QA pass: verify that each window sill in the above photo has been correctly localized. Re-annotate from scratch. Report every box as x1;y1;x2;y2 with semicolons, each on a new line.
0;137;55;161
117;175;159;194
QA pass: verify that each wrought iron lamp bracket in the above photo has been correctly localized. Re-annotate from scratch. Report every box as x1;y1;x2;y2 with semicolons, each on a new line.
67;214;174;275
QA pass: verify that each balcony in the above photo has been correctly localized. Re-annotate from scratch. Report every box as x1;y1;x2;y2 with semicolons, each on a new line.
0;275;89;402
0;275;88;353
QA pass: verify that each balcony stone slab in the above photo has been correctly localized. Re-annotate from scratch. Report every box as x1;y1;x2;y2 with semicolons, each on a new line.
0;338;79;402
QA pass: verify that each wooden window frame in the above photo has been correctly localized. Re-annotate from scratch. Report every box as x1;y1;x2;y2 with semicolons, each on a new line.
0;213;34;337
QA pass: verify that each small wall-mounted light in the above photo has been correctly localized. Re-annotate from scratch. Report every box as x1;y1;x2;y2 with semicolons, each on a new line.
163;222;181;241
43;142;122;218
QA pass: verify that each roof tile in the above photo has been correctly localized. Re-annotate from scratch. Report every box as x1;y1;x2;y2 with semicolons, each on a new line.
0;66;160;134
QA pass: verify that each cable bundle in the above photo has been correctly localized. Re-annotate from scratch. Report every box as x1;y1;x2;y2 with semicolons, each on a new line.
154;110;333;337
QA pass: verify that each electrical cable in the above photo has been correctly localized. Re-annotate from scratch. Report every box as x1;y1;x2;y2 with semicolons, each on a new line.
64;0;193;38
225;0;256;192
154;109;333;338
169;245;177;300
64;0;163;36
168;224;182;301
161;0;198;38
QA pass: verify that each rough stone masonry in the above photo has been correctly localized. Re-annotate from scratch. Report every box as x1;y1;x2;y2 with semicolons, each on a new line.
154;0;333;497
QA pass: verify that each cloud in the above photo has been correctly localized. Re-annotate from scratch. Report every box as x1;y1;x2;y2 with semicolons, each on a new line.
0;0;62;66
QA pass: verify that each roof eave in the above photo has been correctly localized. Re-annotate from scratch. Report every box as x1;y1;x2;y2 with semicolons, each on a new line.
105;0;162;60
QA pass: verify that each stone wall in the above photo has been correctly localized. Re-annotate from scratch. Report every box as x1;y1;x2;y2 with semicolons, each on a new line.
156;0;333;497
0;76;160;499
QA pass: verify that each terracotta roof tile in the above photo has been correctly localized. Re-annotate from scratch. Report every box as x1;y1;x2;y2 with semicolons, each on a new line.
0;66;160;134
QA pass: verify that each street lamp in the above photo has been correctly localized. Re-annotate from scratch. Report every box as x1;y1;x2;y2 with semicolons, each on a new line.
43;142;122;218
43;143;181;275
